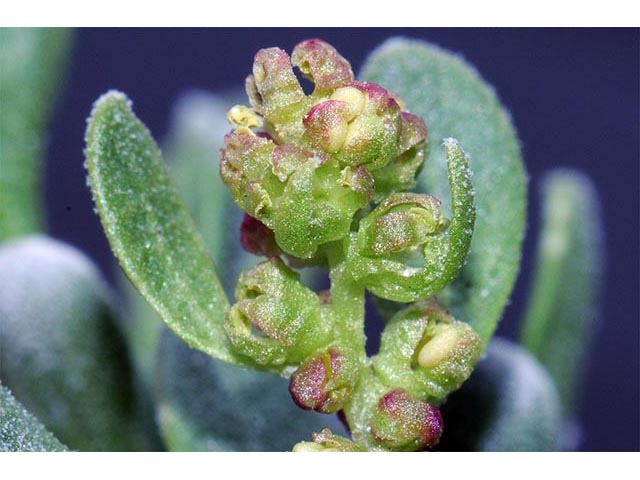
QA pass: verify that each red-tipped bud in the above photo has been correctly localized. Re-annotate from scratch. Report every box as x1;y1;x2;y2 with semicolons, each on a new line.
289;347;357;414
239;214;281;258
399;112;427;153
303;100;352;153
291;39;354;93
370;389;443;451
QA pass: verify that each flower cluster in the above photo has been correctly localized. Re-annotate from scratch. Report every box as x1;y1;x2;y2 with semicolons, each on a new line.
219;39;481;451
220;39;427;259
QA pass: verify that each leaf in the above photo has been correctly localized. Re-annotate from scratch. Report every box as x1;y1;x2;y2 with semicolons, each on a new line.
85;91;245;366
0;383;68;452
155;329;347;451
0;236;136;451
0;28;73;241
438;338;562;451
361;38;527;344
120;91;244;393
520;169;604;414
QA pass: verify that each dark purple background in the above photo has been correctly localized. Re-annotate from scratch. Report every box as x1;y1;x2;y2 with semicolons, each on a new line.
43;28;639;451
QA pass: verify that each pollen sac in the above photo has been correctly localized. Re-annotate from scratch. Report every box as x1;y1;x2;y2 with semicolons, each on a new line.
347;193;451;302
288;347;358;414
224;258;328;367
292;428;364;452
370;389;443;451
372;299;483;402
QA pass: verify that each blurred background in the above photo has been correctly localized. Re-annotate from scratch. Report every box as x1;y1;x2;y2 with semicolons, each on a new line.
40;28;638;451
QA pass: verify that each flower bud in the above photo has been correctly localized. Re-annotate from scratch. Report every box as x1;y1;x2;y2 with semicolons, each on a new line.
302;81;410;171
251;47;309;141
357;193;448;257
219;128;280;224
347;193;450;302
292;428;364;452
224;259;327;366
371;112;428;198
372;299;483;402
271;158;373;259
221;129;372;259
239;214;281;258
291;39;354;94
370;389;443;451
289;347;358;413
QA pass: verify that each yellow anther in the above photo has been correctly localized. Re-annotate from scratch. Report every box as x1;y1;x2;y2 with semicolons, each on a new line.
417;324;462;368
331;86;366;121
227;105;262;129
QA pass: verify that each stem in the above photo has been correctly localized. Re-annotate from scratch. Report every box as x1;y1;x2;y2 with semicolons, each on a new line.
325;238;386;449
326;238;366;360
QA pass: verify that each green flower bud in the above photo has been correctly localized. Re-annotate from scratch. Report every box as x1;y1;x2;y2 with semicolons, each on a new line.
372;299;483;402
370;389;443;451
347;193;451;302
371;112;428;199
288;347;358;414
224;259;329;366
221;128;372;258
303;82;425;173
358;193;448;257
292;428;364;452
249;47;310;142
291;39;354;95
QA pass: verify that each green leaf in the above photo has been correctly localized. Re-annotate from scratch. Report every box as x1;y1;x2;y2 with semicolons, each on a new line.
520;169;604;414
165;90;242;272
0;236;135;451
1;383;68;452
438;338;562;451
121;91;244;393
85;91;245;366
361;38;526;344
0;28;73;241
155;329;346;451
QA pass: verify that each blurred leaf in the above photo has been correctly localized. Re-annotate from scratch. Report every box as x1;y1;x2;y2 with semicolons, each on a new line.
0;28;73;241
0;383;68;452
85;91;246;367
0;236;135;451
361;38;526;344
520;170;604;414
155;330;347;451
438;338;562;451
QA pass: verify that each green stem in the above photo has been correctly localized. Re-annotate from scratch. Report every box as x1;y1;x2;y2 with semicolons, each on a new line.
326;239;385;449
326;239;366;360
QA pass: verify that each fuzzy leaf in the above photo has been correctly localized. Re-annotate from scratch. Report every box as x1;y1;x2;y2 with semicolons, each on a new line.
120;91;245;392
520;170;604;414
0;383;68;452
0;28;72;241
361;38;526;344
85;91;244;365
155;330;346;451
0;236;135;451
438;338;562;451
